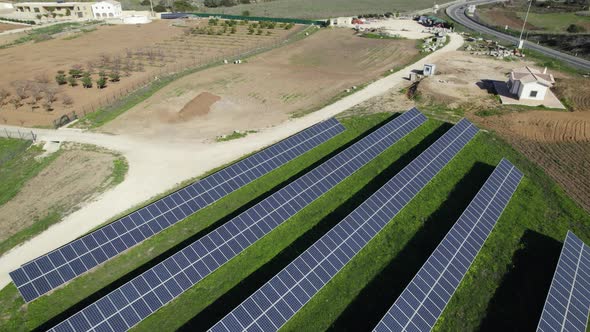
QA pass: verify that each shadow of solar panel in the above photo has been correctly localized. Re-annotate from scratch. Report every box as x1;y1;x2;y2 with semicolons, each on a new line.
373;158;523;332
47;108;427;332
537;231;590;332
209;118;480;332
10;118;345;303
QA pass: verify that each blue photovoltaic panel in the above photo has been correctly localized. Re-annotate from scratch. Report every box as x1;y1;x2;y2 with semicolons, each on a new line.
537;231;590;332
209;118;479;332
10;118;345;303
374;158;523;332
48;108;427;332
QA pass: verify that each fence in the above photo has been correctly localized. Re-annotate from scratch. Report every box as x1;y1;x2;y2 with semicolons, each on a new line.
52;24;310;128
161;12;328;26
0;127;37;142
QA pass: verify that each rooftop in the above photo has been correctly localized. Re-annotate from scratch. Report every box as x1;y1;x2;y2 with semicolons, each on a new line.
510;66;555;87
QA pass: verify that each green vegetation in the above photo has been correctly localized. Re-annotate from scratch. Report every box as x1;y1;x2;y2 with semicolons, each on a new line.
203;0;434;19
0;139;58;207
216;130;257;142
0;22;88;49
0;138;61;256
361;32;405;40
0;17;35;25
110;157;128;186
0;211;62;258
1;111;587;331
515;11;590;33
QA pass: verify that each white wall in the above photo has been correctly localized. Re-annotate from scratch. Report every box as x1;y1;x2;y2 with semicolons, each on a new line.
92;1;122;18
518;82;548;101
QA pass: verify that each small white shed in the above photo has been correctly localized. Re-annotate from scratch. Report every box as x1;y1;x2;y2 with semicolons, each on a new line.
508;66;555;101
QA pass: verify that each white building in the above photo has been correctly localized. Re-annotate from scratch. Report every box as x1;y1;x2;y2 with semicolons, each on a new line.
508;66;555;101
91;0;122;18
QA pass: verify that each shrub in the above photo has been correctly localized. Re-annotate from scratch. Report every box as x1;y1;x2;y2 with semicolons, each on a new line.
62;94;73;106
0;89;10;106
109;71;120;82
231;26;236;34
242;10;250;16
33;34;53;42
69;65;83;78
566;24;586;33
81;76;92;88
256;28;262;35
55;72;67;85
97;76;107;89
65;9;71;16
67;76;77;86
35;72;50;84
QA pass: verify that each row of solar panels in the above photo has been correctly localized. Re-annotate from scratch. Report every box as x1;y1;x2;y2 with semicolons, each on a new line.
15;108;589;332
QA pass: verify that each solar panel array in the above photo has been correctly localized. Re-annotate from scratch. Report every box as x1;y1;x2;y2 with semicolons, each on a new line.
48;108;427;332
10;119;345;303
537;231;590;332
209;118;479;332
374;158;523;332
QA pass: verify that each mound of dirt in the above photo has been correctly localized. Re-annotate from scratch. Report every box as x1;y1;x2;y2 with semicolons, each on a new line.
171;91;221;123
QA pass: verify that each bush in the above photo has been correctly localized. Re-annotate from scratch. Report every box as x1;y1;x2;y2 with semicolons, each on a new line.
109;71;120;82
67;76;77;86
55;72;67;85
566;24;586;33
69;65;83;78
97;76;107;89
81;76;92;88
242;10;250;16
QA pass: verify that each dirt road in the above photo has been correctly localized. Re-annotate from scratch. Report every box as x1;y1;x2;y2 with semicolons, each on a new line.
0;33;464;290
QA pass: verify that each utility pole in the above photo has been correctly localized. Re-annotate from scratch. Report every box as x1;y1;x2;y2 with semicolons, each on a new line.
149;0;154;17
518;0;533;49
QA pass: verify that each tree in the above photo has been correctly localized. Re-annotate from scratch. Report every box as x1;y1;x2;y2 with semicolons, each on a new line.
97;76;107;89
67;76;77;86
81;76;92;88
153;4;167;12
55;71;67;85
62;94;73;106
173;0;194;12
65;8;71;16
36;14;42;20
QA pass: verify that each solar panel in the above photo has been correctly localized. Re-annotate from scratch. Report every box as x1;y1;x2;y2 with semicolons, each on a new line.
537;231;590;332
209;118;479;332
48;108;427;332
373;158;523;332
10;119;346;303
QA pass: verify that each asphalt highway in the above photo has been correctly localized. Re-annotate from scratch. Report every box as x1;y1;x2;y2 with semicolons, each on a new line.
446;0;590;72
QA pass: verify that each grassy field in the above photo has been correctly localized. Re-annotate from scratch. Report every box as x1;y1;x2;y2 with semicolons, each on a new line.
1;112;588;331
0;138;58;207
516;12;590;33
203;0;433;19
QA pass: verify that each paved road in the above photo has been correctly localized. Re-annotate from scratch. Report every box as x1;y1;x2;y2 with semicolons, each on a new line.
0;33;465;289
446;0;590;72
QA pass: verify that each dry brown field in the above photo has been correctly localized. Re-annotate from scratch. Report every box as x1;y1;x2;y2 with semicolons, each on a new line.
0;23;23;33
100;28;420;141
0;19;298;127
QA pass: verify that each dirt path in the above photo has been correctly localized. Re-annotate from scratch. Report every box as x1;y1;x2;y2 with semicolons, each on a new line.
0;33;464;289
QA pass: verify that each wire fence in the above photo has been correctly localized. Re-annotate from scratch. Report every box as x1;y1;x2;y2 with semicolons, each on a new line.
0;127;37;142
53;26;307;128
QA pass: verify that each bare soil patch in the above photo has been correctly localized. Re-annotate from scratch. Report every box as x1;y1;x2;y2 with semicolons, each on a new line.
478;7;540;31
0;146;117;243
172;92;221;123
101;28;420;141
0;23;23;33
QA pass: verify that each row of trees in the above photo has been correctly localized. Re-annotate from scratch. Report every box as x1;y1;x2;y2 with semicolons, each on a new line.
204;0;252;8
55;67;121;90
0;79;71;112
